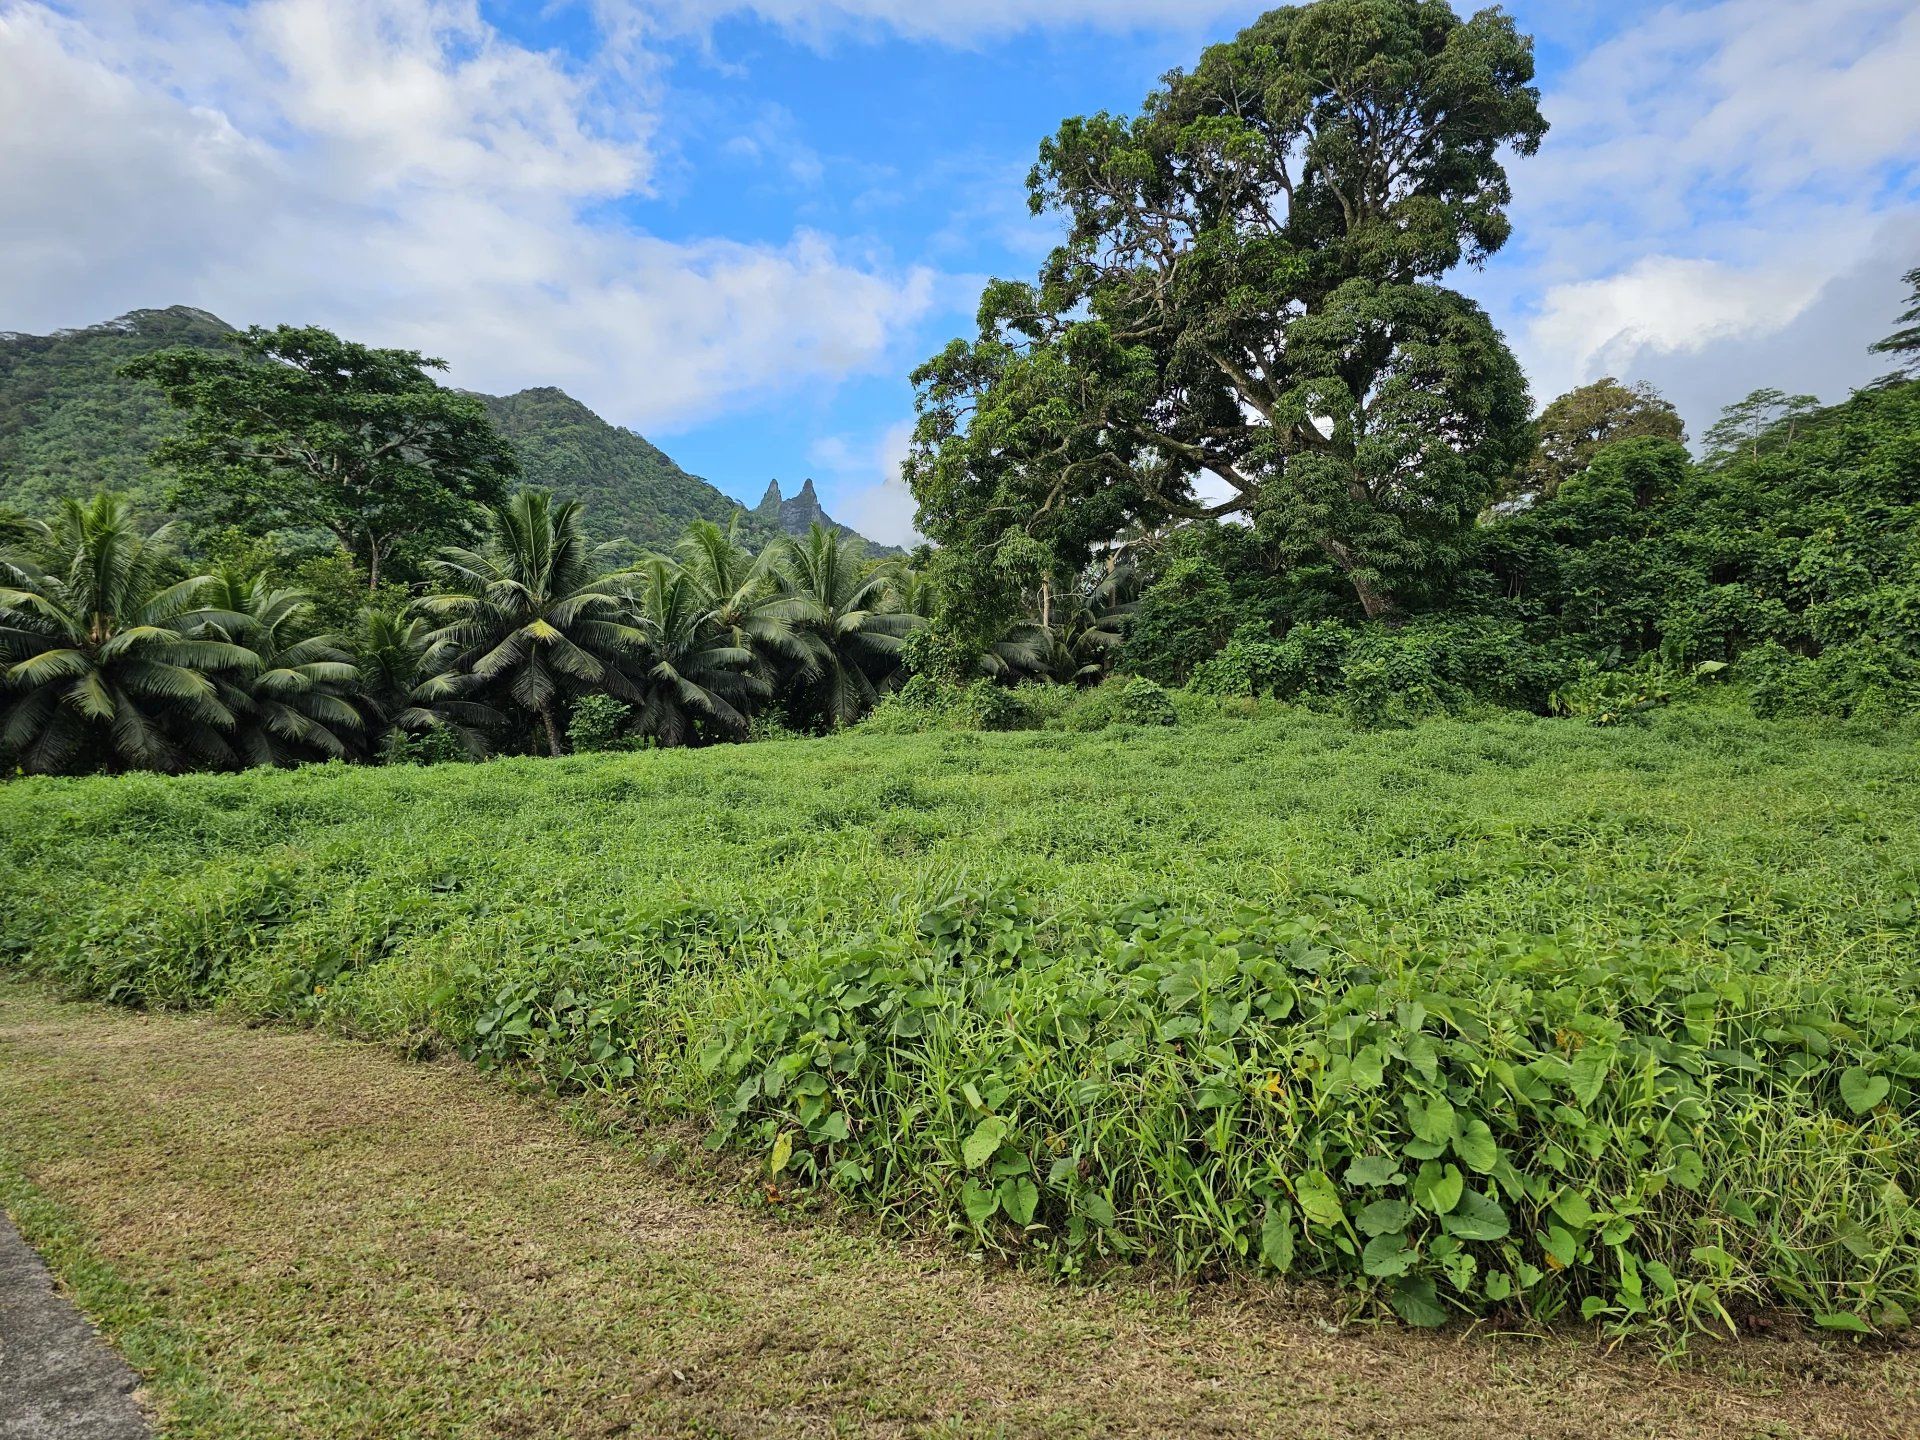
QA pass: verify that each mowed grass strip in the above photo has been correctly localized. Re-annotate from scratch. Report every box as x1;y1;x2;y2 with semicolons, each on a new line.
3;983;1917;1440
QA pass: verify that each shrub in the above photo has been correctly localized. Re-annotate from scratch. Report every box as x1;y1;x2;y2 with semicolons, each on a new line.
1190;618;1568;723
860;676;1043;734
1743;640;1920;721
567;694;635;753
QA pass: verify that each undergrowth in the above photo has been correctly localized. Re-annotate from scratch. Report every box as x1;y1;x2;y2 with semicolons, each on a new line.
3;708;1917;1341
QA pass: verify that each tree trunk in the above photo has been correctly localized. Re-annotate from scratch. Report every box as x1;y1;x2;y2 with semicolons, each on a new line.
1350;571;1396;623
539;702;566;758
1322;537;1398;624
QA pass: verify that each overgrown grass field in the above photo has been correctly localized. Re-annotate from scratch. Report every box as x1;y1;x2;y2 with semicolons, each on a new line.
4;702;1918;1339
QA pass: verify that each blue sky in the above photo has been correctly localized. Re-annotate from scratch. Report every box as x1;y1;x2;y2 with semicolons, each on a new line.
3;0;1917;541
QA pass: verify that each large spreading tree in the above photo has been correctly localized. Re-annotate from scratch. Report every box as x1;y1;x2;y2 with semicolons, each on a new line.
126;326;518;590
907;0;1546;623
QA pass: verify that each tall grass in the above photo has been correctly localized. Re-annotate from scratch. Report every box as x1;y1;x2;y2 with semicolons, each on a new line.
4;704;1916;1336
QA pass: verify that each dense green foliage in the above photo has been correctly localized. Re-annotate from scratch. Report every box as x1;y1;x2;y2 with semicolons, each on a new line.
0;308;233;516
900;1;1919;734
0;313;888;557
4;708;1916;1339
909;0;1546;624
0;496;256;773
479;388;784;551
1516;377;1686;501
0;485;926;773
124;327;518;590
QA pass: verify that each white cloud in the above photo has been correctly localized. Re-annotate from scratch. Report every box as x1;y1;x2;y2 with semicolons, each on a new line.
1490;0;1920;425
1522;253;1828;403
0;0;935;430
809;418;920;546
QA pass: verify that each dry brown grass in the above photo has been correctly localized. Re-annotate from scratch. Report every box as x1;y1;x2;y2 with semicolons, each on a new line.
3;982;1916;1439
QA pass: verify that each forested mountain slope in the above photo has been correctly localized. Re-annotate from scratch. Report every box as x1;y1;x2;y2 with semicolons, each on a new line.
0;310;893;553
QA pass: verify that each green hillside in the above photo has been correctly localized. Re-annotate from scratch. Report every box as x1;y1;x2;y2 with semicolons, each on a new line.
0;306;234;517
476;386;780;551
0;310;893;553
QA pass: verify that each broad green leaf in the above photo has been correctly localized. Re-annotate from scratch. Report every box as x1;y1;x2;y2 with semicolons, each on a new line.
1439;1189;1509;1242
1669;1148;1705;1191
1569;1048;1609;1108
1452;1117;1499;1174
962;1116;1007;1170
1078;1191;1118;1229
1350;1044;1385;1089
1414;1161;1464;1216
1550;1188;1594;1229
1541;1225;1579;1270
1294;1169;1345;1229
1345;1155;1402;1189
1362;1233;1419;1278
1406;1093;1456;1146
962;1179;999;1225
1840;1066;1891;1115
1260;1200;1296;1274
1815;1311;1872;1334
1391;1276;1449;1328
1356;1198;1414;1238
1000;1176;1039;1227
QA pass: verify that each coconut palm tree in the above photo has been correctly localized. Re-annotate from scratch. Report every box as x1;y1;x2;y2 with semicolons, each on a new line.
418;490;647;756
775;523;918;728
0;495;253;773
629;556;763;746
354;609;499;759
1041;563;1137;685
672;518;809;681
200;567;364;767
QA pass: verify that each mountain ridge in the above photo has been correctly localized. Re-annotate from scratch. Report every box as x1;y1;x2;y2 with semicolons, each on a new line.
0;308;896;556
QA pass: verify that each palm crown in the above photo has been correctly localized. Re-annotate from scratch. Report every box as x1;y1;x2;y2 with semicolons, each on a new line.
0;496;252;773
418;489;647;755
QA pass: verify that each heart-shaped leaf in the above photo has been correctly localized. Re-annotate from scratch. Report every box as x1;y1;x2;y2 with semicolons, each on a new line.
1840;1066;1890;1116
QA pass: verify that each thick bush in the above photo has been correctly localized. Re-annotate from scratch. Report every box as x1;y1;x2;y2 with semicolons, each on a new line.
1190;619;1568;722
1062;677;1180;731
1743;640;1920;722
860;676;1041;734
700;886;1920;1333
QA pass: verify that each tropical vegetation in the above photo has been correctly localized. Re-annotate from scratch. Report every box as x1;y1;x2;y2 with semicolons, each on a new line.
3;0;1920;1358
5;703;1916;1344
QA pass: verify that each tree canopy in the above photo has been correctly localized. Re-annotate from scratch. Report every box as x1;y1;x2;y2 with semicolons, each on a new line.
908;0;1546;623
125;326;518;589
1519;378;1684;501
1871;265;1920;380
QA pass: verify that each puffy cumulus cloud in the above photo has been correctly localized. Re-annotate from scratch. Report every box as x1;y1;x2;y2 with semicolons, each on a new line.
1496;0;1920;423
1520;253;1830;406
620;0;1264;46
0;0;935;429
809;419;921;546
